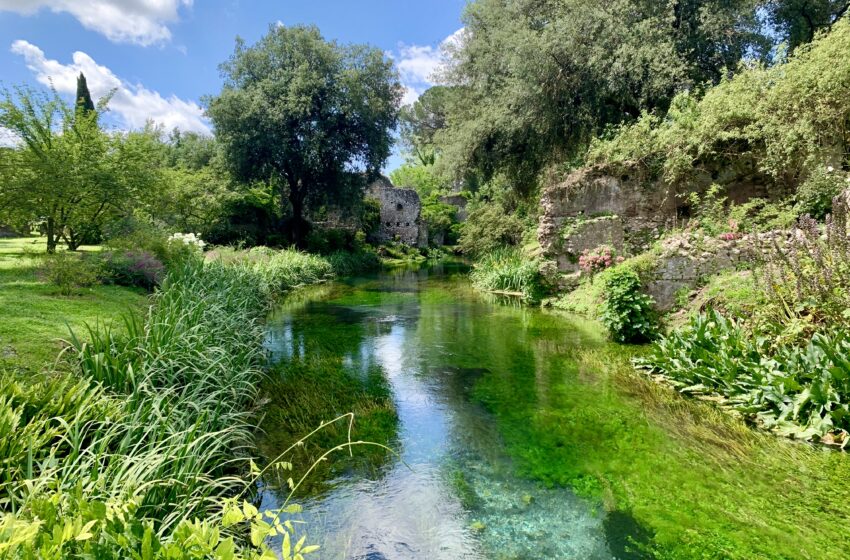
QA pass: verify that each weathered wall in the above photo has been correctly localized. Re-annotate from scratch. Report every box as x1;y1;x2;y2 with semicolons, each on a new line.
438;194;469;222
368;177;427;247
643;234;751;310
538;165;676;272
538;162;781;273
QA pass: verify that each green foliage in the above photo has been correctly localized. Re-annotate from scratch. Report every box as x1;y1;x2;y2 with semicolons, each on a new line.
753;214;850;342
469;247;546;301
97;250;165;290
0;250;331;555
207;24;402;246
637;310;850;443
458;202;525;258
389;162;446;198
0;86;163;253
325;249;381;276
433;0;770;192
421;195;459;246
600;268;658;343
588;19;850;189
794;165;850;219
41;252;100;295
398;86;455;164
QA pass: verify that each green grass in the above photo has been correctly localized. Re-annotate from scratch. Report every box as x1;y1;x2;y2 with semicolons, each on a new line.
0;237;148;373
469;247;545;301
0;248;334;558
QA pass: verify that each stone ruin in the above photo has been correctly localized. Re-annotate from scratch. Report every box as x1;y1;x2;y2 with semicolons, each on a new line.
367;176;428;247
537;161;781;275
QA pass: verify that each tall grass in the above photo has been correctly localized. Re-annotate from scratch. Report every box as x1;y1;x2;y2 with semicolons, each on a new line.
0;249;332;558
469;247;546;302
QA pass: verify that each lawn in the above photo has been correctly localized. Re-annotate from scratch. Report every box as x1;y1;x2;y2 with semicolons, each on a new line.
0;237;149;373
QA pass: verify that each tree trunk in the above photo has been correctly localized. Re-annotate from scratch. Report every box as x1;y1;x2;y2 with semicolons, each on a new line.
45;217;57;254
288;186;310;249
65;228;80;251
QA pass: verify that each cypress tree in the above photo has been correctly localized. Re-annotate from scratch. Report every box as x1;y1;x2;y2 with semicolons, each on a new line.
75;72;95;115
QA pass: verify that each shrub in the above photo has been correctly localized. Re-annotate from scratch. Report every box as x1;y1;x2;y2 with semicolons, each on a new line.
469;247;547;301
753;213;850;340
41;253;100;295
2;255;327;557
458;202;525;258
98;250;165;290
795;165;850;219
599;268;658;343
578;245;622;278
326;249;381;276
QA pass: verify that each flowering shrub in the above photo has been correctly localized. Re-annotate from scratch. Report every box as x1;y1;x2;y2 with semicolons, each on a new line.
167;232;207;264
99;250;165;290
718;232;743;241
578;245;622;278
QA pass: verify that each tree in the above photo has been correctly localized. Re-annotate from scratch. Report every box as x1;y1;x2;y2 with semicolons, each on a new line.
207;24;403;247
75;72;95;115
0;86;161;252
434;0;770;196
399;86;456;165
768;0;850;50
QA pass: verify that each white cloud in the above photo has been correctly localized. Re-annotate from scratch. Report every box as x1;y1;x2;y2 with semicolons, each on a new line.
391;27;465;106
0;0;192;46
11;40;210;135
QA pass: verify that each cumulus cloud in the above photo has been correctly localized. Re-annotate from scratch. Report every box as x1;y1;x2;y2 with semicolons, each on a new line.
0;0;191;46
11;40;210;135
392;27;465;105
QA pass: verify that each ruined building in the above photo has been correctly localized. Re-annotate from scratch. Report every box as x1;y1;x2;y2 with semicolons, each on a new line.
367;176;427;247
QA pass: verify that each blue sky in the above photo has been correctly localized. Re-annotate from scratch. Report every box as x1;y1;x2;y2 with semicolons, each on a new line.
0;1;466;170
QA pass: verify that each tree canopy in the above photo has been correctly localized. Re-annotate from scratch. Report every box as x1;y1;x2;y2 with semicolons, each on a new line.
0;86;161;252
207;24;403;246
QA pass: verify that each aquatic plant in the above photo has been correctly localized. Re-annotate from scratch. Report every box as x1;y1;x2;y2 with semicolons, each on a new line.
470;247;546;301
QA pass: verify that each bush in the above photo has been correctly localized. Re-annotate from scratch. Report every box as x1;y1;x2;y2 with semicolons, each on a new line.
1;256;327;558
795;165;849;219
326;249;381;276
600;268;658;343
98;250;165;290
469;247;547;301
458;203;525;258
41;253;100;295
753;213;850;341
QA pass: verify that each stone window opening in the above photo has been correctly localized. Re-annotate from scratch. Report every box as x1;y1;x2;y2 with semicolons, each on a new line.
405;222;409;227
396;203;404;211
396;222;401;227
386;221;392;227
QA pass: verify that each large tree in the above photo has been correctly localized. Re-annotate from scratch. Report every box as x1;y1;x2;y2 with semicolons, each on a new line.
432;0;770;195
207;24;403;246
0;86;161;252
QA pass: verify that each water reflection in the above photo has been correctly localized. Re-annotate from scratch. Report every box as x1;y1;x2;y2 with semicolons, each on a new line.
261;264;615;559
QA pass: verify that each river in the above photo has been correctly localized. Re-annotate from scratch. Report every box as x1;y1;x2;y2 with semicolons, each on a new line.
259;262;646;559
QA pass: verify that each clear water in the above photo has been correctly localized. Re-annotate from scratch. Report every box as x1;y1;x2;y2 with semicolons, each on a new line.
261;262;633;559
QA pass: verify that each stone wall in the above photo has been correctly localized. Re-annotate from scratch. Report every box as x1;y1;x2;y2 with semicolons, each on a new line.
538;165;676;272
643;234;751;310
438;194;469;222
538;162;781;274
367;177;427;247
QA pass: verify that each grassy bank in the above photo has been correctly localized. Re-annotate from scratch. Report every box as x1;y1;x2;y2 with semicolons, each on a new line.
0;248;333;558
471;343;850;559
0;237;148;373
